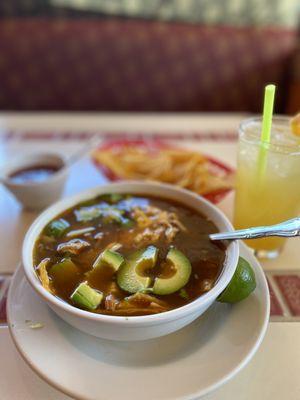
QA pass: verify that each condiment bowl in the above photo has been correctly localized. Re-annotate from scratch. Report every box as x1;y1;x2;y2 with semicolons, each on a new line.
0;153;68;210
22;181;239;341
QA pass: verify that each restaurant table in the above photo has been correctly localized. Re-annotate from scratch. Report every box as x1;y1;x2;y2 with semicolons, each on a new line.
0;112;299;400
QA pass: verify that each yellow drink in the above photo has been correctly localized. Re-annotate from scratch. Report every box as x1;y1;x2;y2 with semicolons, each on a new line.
234;117;300;258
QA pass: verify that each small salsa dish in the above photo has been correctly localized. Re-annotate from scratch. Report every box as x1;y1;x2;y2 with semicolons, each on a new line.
22;182;239;341
1;152;68;210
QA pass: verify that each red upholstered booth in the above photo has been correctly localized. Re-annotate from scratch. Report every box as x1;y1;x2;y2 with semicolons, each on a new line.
0;18;297;112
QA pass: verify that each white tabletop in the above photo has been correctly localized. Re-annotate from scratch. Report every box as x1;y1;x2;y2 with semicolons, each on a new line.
0;112;299;400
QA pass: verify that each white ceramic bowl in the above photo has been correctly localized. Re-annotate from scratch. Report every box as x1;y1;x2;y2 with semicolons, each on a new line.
22;182;239;341
0;152;68;210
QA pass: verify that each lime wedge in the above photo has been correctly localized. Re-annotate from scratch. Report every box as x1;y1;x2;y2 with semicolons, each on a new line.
217;257;256;303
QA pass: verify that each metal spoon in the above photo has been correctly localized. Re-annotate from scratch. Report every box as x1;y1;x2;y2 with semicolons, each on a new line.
209;217;300;241
64;134;102;169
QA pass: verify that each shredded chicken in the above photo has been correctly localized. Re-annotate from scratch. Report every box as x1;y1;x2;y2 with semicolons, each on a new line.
57;238;90;255
134;226;164;246
94;232;104;240
101;291;171;315
132;206;186;245
149;302;168;311
36;258;51;292
115;293;170;315
105;294;119;311
66;227;95;238
119;292;170;310
105;242;122;251
133;207;152;228
201;279;214;292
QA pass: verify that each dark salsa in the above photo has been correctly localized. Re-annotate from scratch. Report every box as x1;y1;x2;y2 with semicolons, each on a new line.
34;194;226;316
9;164;60;184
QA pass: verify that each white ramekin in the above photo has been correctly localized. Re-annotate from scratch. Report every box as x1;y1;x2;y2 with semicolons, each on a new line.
22;181;239;341
0;152;68;210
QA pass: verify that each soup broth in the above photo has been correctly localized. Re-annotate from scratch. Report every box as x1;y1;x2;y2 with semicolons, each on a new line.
34;194;226;316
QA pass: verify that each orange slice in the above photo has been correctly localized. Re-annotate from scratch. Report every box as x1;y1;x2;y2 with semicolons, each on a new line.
291;113;300;136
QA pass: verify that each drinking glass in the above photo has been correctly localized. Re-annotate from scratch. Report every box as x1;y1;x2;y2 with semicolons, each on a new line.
234;116;300;259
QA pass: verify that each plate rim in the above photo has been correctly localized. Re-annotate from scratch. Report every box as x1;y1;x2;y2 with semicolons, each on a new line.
7;243;270;400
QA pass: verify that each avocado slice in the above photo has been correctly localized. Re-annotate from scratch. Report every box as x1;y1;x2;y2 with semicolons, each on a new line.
153;248;192;295
98;193;123;203
70;282;103;310
93;249;124;271
49;258;80;285
117;246;158;293
45;218;70;238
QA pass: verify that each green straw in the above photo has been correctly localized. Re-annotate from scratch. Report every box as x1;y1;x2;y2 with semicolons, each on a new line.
257;84;276;180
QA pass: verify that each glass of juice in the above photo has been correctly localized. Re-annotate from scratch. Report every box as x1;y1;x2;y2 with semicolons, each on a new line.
234;116;300;259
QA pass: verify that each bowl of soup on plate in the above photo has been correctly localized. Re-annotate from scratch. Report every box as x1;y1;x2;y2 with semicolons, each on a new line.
23;182;239;340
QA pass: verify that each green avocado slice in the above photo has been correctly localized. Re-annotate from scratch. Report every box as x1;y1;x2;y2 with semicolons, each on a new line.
49;258;80;285
45;218;70;238
70;282;103;310
152;248;192;295
93;249;124;271
117;246;158;293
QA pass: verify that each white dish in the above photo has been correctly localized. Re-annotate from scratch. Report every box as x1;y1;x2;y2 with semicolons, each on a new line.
0;152;68;210
22;182;239;341
7;243;269;400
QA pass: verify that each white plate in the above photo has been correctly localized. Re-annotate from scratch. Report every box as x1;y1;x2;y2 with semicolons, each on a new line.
7;244;269;400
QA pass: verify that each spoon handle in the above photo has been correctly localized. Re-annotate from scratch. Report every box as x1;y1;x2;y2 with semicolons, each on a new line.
209;217;300;241
66;134;102;167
